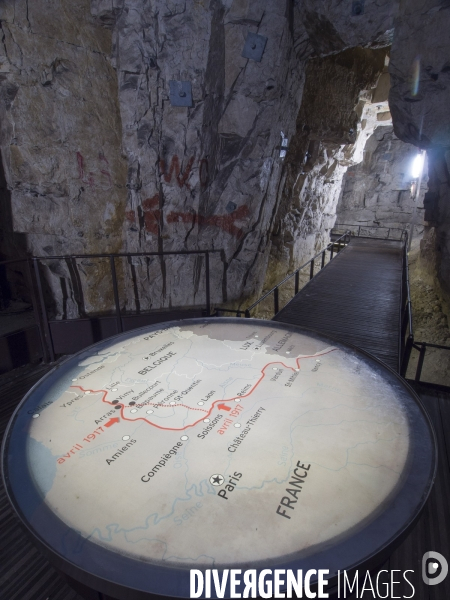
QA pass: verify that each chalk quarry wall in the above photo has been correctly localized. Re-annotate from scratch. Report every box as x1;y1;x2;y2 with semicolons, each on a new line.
1;0;449;316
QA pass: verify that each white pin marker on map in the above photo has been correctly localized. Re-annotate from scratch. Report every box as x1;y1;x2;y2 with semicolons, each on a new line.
130;409;137;414
71;378;77;382
180;435;188;441
198;401;204;406
146;409;154;414
112;388;118;391
234;398;240;402
170;401;176;405
234;423;241;428
273;367;277;370
203;418;210;423
122;435;130;441
85;391;91;394
32;413;40;419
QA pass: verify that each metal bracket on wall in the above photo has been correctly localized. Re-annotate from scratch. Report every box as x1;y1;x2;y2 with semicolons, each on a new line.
241;32;267;62
352;0;365;15
169;80;193;107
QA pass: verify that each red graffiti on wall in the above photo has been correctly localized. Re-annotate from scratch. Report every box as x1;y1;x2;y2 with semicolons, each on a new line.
141;194;161;235
139;194;248;238
125;210;136;222
159;155;195;189
76;151;112;190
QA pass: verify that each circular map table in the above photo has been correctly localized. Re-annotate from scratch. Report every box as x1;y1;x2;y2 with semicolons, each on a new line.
2;318;436;599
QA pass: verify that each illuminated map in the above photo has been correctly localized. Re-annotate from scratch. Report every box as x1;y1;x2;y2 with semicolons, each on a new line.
25;320;412;566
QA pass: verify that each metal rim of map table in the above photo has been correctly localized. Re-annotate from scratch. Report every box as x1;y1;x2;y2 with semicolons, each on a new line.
1;318;437;600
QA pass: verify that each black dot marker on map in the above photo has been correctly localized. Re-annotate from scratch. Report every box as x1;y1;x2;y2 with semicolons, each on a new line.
115;405;122;410
112;400;119;404
129;401;136;406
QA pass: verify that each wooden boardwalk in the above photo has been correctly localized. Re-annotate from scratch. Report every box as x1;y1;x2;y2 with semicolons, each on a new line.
274;237;403;371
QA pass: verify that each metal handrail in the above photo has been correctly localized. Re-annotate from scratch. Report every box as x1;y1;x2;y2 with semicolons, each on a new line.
215;231;351;319
399;234;450;386
412;341;450;384
332;224;408;240
1;249;223;364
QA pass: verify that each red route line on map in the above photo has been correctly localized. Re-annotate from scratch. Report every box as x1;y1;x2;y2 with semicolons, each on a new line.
69;348;337;433
70;387;208;414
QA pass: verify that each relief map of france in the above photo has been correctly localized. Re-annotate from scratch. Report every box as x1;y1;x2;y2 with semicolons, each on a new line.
23;319;412;566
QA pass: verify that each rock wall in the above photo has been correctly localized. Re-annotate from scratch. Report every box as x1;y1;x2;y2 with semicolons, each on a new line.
336;126;427;237
266;47;388;287
389;0;450;312
0;0;311;315
298;0;397;57
0;0;128;316
1;0;449;319
106;0;309;310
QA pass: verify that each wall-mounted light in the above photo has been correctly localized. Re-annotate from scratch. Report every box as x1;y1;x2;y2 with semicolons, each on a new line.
411;152;425;179
408;150;426;249
410;151;426;199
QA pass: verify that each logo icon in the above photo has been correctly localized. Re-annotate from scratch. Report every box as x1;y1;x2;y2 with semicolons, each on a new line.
422;551;448;585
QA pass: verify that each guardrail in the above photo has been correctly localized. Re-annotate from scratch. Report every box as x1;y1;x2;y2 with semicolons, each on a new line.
398;234;450;387
332;223;408;241
214;232;351;319
0;249;223;367
411;342;450;383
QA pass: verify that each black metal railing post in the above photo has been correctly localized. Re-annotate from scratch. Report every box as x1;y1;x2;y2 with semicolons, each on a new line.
109;256;123;334
245;309;250;318
274;287;279;315
321;250;325;269
295;271;299;294
205;251;211;316
32;258;55;363
25;259;49;363
415;343;426;382
400;335;414;378
309;259;314;280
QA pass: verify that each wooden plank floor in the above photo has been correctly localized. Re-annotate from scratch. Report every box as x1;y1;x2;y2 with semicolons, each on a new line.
0;364;83;600
1;375;449;599
274;237;404;372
